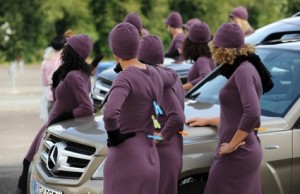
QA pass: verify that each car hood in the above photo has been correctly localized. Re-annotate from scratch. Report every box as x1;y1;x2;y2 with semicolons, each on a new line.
47;100;290;147
98;67;117;81
183;99;291;142
47;115;108;151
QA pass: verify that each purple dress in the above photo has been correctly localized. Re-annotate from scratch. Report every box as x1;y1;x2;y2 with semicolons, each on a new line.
25;70;93;161
157;78;185;194
187;56;216;86
204;62;263;194
103;65;177;194
167;33;185;62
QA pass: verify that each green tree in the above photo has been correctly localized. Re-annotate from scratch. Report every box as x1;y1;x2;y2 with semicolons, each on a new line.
0;0;96;63
169;0;287;33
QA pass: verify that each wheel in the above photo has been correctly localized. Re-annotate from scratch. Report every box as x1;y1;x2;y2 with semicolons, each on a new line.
178;180;206;194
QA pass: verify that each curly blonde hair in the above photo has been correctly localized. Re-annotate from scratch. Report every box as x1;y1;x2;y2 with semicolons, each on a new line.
209;42;255;64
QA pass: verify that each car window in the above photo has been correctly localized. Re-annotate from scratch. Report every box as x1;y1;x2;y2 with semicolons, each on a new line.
187;47;300;117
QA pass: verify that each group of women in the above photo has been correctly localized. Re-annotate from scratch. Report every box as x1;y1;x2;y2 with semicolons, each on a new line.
16;5;273;194
103;5;272;194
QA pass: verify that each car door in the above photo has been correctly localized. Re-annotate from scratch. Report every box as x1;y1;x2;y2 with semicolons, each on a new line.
259;126;292;194
292;117;300;194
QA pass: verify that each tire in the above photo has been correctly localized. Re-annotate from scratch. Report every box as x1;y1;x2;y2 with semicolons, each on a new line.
178;180;206;194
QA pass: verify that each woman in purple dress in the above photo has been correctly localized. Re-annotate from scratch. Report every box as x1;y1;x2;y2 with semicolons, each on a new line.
182;22;216;91
186;23;273;194
164;11;186;63
138;35;186;194
16;34;94;194
229;5;254;36
103;22;178;194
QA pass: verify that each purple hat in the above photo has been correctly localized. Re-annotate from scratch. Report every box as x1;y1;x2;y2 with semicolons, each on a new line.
124;13;142;33
183;18;201;30
108;22;140;59
229;6;248;20
138;35;164;65
164;12;183;28
67;34;93;60
213;22;244;48
188;22;211;44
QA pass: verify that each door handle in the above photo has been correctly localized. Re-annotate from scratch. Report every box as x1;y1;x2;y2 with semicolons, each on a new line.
265;145;280;149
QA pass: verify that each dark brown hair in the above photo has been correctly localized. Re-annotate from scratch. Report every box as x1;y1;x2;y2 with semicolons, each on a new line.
53;45;91;85
182;38;212;62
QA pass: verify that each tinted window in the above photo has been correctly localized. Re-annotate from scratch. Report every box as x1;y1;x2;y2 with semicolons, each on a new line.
187;47;300;117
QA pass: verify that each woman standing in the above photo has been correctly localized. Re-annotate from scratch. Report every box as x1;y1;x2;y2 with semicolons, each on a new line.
16;34;94;194
164;11;185;63
138;35;186;194
103;22;178;194
186;23;273;194
182;22;216;91
229;5;254;36
40;35;66;121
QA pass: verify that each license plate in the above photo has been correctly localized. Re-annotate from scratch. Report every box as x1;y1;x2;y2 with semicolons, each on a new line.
33;180;63;194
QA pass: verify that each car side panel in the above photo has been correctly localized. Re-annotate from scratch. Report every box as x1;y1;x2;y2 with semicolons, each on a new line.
292;127;300;194
259;130;292;194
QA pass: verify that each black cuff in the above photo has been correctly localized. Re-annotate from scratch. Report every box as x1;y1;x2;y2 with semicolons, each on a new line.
107;129;136;147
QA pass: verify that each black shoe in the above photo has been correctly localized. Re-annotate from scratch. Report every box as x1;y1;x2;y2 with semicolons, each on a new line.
17;159;30;193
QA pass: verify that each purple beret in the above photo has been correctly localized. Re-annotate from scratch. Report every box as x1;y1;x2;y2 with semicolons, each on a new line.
229;5;248;20
164;12;183;28
138;35;164;65
188;22;211;44
108;22;140;59
213;22;244;48
67;34;93;60
183;18;201;30
124;13;142;33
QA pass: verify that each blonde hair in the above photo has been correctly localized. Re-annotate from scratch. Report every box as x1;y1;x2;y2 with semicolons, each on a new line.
209;42;255;64
233;17;253;35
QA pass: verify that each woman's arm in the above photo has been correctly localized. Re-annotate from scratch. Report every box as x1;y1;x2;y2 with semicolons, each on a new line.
186;117;220;127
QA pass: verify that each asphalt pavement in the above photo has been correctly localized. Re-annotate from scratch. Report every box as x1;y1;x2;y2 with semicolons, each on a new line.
0;64;44;194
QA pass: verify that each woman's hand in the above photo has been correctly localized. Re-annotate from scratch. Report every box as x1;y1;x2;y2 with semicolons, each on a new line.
153;131;163;144
186;118;208;127
219;142;245;155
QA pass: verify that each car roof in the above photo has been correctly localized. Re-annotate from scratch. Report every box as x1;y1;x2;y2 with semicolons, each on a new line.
245;16;300;45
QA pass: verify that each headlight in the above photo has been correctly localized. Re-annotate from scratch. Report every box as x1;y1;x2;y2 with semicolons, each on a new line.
92;158;106;180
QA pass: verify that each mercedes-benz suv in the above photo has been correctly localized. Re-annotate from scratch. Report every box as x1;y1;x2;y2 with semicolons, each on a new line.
30;41;300;194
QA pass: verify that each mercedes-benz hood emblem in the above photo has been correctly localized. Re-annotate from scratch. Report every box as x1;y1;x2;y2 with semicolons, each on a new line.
47;142;67;172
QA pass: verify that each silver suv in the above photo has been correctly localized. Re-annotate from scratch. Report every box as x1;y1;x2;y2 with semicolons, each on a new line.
29;42;300;194
91;58;192;109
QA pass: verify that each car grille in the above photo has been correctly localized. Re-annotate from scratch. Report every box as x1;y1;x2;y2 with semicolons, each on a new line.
99;77;112;87
40;134;96;179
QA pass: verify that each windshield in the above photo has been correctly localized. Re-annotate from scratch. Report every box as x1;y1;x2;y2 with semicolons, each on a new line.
187;47;300;117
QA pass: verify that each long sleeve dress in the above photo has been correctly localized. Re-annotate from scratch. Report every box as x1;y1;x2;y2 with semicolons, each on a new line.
204;61;263;194
187;56;216;86
103;65;177;194
166;33;185;62
25;70;93;161
157;77;185;194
